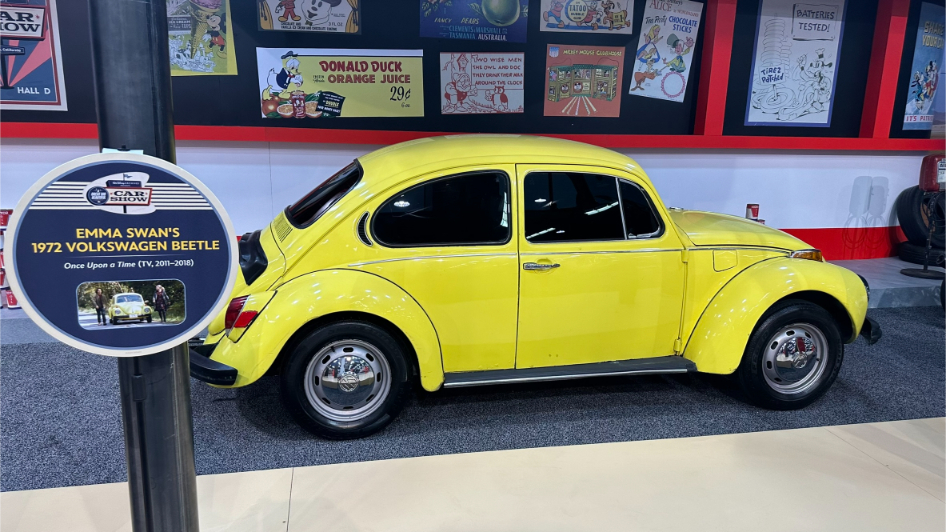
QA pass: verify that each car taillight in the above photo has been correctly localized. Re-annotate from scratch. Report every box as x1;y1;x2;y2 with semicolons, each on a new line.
225;296;247;330
233;310;258;329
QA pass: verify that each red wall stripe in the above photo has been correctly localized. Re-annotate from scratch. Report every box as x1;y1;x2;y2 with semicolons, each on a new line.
860;0;911;139
694;0;738;136
783;226;907;261
1;122;942;152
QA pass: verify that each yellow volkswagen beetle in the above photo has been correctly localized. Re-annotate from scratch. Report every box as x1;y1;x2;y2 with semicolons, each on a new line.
190;135;880;439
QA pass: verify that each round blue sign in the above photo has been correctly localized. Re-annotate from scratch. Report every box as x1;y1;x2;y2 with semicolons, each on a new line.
7;153;238;357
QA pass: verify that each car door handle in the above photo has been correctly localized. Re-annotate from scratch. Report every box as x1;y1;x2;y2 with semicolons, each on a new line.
523;262;560;271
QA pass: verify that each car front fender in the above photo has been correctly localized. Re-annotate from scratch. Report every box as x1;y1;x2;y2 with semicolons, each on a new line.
208;269;444;391
683;257;868;374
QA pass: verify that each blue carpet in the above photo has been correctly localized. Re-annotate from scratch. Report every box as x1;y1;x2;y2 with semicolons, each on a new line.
2;306;944;492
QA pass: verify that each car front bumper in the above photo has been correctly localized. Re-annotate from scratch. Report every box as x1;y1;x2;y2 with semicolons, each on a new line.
189;343;238;386
859;317;882;345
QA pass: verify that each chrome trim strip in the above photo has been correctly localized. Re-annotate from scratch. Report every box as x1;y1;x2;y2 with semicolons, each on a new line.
520;248;683;256
349;252;517;267
687;246;791;253
443;367;689;388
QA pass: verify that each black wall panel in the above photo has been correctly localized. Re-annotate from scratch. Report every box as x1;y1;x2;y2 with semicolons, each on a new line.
1;0;708;136
722;0;878;137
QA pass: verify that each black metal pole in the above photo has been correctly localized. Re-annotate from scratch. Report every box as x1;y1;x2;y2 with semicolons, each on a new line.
87;0;200;530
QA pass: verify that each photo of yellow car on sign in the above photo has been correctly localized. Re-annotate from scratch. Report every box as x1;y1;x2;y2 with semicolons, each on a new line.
77;280;185;329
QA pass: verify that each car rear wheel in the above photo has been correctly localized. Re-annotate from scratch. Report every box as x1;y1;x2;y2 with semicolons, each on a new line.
737;300;843;410
280;321;412;439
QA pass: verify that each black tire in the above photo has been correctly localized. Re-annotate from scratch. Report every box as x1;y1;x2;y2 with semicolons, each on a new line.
280;321;412;439
737;299;843;410
110;317;117;325
898;241;946;266
897;186;945;248
147;316;153;323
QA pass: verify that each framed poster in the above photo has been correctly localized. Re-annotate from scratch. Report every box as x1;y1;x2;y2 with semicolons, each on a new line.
903;2;944;131
539;0;633;33
440;53;524;114
0;0;67;111
168;0;238;76
257;48;424;118
745;0;847;127
420;0;528;43
628;0;702;103
257;0;360;34
544;44;624;118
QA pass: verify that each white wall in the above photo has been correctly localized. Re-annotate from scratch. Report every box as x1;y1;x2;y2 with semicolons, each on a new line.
0;138;923;236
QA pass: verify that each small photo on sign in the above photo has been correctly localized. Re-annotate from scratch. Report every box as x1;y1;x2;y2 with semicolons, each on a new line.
440;53;524;114
78;280;185;329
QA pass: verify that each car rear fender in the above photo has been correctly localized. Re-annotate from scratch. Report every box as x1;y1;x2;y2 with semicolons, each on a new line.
208;269;444;390
683;257;868;374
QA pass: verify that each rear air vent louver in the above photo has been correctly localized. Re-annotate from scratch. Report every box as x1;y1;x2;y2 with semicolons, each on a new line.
273;214;293;242
357;212;372;246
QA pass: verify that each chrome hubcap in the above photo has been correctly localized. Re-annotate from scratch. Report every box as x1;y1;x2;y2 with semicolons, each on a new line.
303;339;391;422
762;323;828;395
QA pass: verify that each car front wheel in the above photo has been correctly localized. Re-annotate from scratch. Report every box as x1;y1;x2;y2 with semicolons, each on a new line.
737;300;843;410
280;321;412;439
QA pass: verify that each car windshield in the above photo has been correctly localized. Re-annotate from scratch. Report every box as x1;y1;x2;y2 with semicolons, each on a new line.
117;295;143;304
286;162;362;228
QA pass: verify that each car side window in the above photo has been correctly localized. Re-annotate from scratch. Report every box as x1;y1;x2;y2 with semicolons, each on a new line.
524;172;624;243
372;171;511;247
619;180;662;238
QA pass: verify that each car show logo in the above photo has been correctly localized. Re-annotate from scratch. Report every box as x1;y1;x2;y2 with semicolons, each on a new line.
0;5;47;40
84;174;153;207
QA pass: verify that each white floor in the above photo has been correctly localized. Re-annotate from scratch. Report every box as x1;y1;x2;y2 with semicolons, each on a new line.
2;418;943;532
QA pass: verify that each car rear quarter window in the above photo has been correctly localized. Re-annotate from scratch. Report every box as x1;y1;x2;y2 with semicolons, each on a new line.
286;162;362;228
524;172;624;243
372;172;511;247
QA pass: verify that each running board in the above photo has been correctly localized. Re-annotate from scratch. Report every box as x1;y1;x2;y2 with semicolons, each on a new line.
442;356;695;388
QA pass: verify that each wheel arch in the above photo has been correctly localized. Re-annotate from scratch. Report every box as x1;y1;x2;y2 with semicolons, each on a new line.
683;257;867;375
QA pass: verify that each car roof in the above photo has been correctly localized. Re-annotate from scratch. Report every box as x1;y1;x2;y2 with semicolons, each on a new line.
356;135;642;187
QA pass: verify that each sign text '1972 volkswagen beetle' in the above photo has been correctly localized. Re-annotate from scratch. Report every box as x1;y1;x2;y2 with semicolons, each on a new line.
189;135;880;439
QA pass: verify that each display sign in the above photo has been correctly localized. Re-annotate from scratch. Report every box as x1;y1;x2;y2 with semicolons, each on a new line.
258;0;360;33
257;48;424;118
440;52;524;114
539;0;633;34
745;0;847;127
628;0;702;103
420;0;528;43
167;0;238;76
6;153;238;357
545;44;624;118
0;0;67;110
903;2;944;131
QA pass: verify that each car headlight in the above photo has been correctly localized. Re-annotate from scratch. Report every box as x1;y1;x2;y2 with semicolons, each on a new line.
114;309;122;314
144;307;151;313
790;249;823;262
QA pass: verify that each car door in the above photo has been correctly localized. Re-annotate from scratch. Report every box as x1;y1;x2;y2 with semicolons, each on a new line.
515;165;686;369
363;166;519;373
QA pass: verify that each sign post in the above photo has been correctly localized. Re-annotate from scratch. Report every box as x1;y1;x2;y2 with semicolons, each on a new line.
5;0;237;530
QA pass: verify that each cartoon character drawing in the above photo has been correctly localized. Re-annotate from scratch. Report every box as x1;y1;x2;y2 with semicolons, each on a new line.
263;51;303;100
601;0;630;30
443;54;473;112
544;0;566;28
574;2;599;29
630;58;656;91
491;85;509;111
302;0;341;26
662;34;694;73
636;25;662;70
776;49;834;122
276;0;301;22
205;14;226;52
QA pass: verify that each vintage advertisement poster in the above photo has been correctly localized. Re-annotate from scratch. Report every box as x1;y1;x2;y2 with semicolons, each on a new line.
539;0;633;33
257;48;424;118
0;0;67;111
628;0;702;103
440;52;524;114
544;44;624;118
745;0;847;127
167;0;238;76
258;0;360;34
420;0;528;43
903;2;944;131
